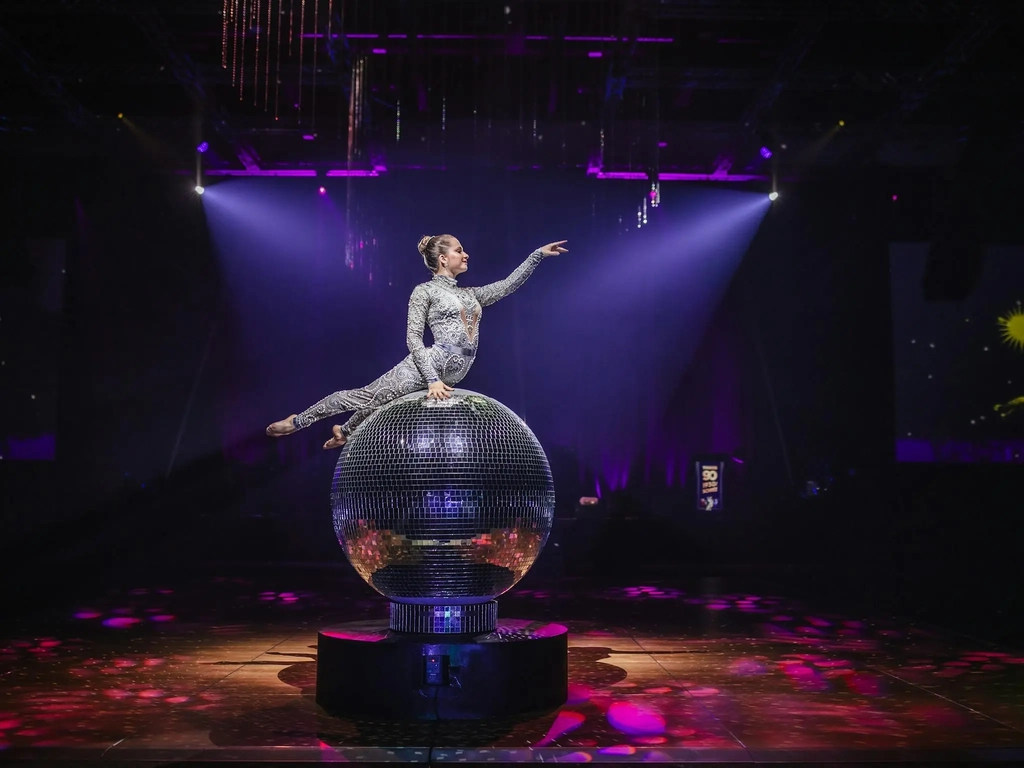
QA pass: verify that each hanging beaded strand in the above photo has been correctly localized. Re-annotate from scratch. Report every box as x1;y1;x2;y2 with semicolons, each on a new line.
221;0;230;68
298;0;306;120
238;0;247;99
253;0;261;105
311;0;319;131
232;0;240;87
264;0;272;109
275;0;283;119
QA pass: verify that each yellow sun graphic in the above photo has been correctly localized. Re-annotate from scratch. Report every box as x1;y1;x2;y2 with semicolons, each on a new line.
998;301;1024;352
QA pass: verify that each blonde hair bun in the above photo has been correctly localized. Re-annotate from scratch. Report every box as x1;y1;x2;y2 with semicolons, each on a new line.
417;235;433;256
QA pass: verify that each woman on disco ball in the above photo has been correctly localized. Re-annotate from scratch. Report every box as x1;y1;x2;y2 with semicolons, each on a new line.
266;235;569;449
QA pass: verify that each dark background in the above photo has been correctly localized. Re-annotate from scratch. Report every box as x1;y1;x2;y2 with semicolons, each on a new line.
1;0;1022;647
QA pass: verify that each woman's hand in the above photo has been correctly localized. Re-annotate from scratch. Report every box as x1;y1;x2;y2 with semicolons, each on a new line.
427;381;454;400
538;240;569;256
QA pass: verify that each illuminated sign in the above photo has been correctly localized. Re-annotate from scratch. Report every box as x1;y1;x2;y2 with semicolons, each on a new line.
696;461;724;511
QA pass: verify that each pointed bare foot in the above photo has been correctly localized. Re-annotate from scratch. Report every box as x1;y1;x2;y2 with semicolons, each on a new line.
266;415;299;437
323;425;347;450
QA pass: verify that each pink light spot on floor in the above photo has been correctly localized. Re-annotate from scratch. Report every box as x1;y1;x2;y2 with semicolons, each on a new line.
634;735;667;745
935;668;966;678
73;611;102;620
823;668;855;678
143;658;165;667
643;686;673;694
599;745;636;755
944;661;971;667
846;672;883;696
687;687;719;697
772;615;793;621
534;710;586;746
844;620;865;628
150;615;175;622
813;660;850;668
981;664;1006;671
706;603;730;611
38;640;61;648
560;752;592;762
670;727;698;738
102;617;141;629
113;659;137;668
607;701;666;735
1005;658;1024;664
567;683;592;705
0;720;22;730
166;696;190;704
805;616;832;627
103;689;132;699
137;689;164;699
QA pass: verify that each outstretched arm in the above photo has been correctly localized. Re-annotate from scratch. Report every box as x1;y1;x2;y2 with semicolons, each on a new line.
406;284;440;383
470;249;547;308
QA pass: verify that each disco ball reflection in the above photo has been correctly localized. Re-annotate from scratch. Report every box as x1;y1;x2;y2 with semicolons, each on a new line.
331;389;555;633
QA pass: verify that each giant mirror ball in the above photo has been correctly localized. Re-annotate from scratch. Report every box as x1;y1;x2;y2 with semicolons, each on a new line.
330;389;555;633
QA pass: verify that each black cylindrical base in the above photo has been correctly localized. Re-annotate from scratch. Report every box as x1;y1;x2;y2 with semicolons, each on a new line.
316;619;568;720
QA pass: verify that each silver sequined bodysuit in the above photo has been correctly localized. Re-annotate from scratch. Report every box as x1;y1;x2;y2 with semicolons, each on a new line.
293;249;547;435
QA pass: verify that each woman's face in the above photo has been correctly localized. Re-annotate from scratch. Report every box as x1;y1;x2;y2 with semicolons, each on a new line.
441;237;469;275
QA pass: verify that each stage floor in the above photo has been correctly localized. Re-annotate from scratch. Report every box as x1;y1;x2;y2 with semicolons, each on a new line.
1;567;1023;765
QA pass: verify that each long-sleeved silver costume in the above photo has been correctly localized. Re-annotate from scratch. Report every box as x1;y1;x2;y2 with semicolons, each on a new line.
293;249;547;435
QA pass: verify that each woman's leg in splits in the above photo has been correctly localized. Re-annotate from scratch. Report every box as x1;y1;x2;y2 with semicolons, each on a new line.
321;407;375;449
320;352;467;449
266;356;425;441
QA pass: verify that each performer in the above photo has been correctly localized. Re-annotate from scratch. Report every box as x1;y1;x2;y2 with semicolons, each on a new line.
266;234;569;449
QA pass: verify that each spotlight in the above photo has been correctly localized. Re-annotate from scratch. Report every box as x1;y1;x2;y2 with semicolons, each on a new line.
197;141;209;153
195;185;205;195
768;191;779;201
759;146;773;159
838;120;845;127
117;112;124;119
319;186;326;195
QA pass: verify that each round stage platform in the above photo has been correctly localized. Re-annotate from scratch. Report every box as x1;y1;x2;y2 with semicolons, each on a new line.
316;618;568;720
